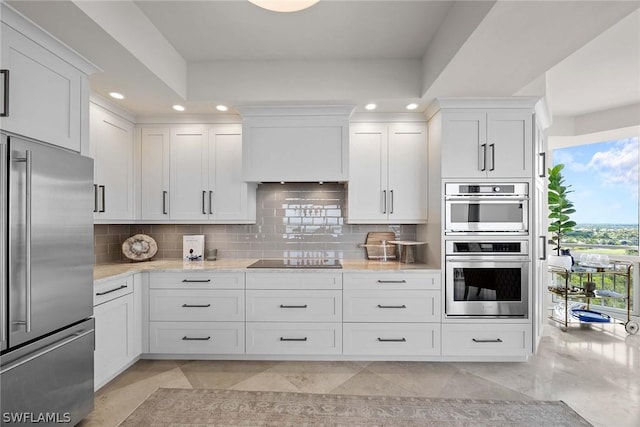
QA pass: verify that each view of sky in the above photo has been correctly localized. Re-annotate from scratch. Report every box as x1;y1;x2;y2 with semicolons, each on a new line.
552;137;639;225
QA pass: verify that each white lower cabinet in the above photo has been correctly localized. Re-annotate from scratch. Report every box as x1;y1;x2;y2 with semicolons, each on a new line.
441;323;532;357
343;323;440;356
246;323;342;355
343;290;440;322
149;322;244;354
147;271;246;355
246;290;341;322
94;275;140;390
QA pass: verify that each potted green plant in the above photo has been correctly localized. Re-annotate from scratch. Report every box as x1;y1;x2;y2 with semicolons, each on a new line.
548;164;576;265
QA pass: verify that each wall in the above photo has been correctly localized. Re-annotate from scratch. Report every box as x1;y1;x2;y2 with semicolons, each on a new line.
94;183;416;264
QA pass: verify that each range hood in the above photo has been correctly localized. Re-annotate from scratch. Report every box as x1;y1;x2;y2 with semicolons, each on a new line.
238;105;355;183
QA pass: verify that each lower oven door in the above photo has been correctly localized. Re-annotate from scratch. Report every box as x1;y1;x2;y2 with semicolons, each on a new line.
446;257;529;317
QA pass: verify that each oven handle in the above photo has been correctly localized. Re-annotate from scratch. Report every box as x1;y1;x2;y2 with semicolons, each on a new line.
445;256;530;262
444;197;528;202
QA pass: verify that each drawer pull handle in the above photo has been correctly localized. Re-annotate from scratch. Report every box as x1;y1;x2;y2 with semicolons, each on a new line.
182;336;211;341
279;304;308;309
181;279;211;283
377;304;407;309
95;285;127;296
377;337;406;342
377;280;407;284
182;304;211;308
472;338;503;343
280;337;308;342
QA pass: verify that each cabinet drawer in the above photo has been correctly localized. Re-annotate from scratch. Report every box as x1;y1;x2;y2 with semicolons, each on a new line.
246;323;342;355
94;276;133;306
149;289;244;322
149;321;244;354
343;323;440;356
149;272;244;289
343;290;440;322
441;323;532;357
246;272;342;290
343;272;440;290
246;290;341;322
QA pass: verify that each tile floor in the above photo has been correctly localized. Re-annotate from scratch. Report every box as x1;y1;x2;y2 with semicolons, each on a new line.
80;322;640;427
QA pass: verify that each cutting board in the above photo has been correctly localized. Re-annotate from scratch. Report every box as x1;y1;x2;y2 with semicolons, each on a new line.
360;232;396;260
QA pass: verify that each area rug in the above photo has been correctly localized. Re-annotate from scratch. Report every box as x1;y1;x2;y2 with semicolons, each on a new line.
119;388;592;426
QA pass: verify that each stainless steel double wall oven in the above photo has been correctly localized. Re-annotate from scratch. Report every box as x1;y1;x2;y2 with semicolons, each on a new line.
444;183;530;318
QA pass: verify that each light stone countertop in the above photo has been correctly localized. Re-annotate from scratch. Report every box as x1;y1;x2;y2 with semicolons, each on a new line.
94;258;438;283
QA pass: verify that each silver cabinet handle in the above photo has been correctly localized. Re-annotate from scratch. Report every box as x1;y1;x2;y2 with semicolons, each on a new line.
377;280;407;284
539;152;546;178
279;304;308;309
472;338;503;343
98;185;106;212
209;190;213;215
202;190;206;214
382;190;387;214
95;285;127;296
377;337;406;342
182;303;211;308
93;184;98;213
181;279;211;283
489;143;495;171
0;69;9;117
280;337;307;342
182;336;211;341
15;150;32;332
162;190;168;214
377;304;406;309
480;144;487;171
539;235;547;261
390;189;394;214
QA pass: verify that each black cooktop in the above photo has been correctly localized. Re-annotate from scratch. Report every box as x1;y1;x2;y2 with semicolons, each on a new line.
247;259;342;269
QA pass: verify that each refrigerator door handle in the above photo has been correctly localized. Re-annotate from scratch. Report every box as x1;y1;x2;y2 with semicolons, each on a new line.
14;150;32;332
0;69;8;117
0;141;6;346
0;329;94;375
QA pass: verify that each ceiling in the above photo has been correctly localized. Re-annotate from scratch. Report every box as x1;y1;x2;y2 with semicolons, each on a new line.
5;0;640;123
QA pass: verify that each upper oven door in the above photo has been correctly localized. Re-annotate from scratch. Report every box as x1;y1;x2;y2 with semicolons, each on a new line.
445;198;528;234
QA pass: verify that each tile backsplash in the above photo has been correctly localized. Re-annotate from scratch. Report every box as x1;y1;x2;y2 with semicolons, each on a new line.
94;183;416;264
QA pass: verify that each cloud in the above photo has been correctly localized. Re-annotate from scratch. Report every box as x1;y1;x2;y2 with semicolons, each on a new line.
553;150;589;172
587;138;638;188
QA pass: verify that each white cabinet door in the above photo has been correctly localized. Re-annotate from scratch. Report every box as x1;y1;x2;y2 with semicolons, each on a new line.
387;124;427;222
0;23;83;151
347;124;387;223
94;291;136;390
169;126;208;220
209;125;255;221
440;112;486;179
486;111;532;178
348;123;427;224
441;110;532;179
90;104;134;221
140;127;170;220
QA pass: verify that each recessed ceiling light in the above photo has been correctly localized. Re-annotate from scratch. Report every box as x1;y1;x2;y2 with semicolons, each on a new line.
365;103;377;111
248;0;320;13
109;92;124;100
172;104;185;112
216;105;229;112
406;103;419;110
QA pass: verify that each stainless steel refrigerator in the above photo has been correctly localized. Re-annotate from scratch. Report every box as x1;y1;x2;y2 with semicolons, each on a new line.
1;133;94;424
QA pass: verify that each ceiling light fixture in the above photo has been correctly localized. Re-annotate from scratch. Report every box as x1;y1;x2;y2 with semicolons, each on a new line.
365;103;377;111
216;105;229;112
406;103;418;110
172;104;185;112
248;0;320;13
109;92;124;100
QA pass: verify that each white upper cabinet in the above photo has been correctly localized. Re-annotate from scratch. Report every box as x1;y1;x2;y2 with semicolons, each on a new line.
165;124;256;222
90;103;135;221
140;127;171;220
348;123;427;224
440;109;532;179
239;106;352;182
0;6;95;153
